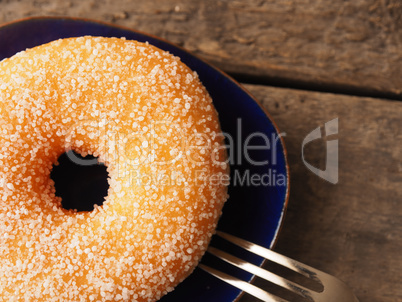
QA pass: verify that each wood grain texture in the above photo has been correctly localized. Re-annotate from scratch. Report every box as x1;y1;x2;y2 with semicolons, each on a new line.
239;84;402;302
1;0;402;96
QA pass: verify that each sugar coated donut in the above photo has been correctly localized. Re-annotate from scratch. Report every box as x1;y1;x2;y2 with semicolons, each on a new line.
0;36;228;301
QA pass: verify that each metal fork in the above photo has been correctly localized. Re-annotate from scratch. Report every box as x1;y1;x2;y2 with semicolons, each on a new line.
199;231;359;302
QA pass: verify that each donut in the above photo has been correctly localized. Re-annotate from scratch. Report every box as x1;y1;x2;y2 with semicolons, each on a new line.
0;36;228;301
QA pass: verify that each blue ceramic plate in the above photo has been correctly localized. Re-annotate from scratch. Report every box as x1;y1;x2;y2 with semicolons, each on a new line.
0;17;289;302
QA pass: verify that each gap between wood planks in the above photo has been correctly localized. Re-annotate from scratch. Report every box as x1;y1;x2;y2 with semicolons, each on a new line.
230;72;402;102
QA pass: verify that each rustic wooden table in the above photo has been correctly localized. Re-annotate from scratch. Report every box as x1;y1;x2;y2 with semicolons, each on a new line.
1;1;401;302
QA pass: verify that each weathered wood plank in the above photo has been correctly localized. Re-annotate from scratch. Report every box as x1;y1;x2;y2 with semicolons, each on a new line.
239;84;402;302
1;0;402;96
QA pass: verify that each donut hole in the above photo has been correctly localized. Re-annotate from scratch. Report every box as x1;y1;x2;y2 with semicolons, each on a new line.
50;150;109;212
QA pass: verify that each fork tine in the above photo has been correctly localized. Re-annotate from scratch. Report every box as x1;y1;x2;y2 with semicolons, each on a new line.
199;264;288;302
216;231;320;280
207;246;317;300
206;232;360;302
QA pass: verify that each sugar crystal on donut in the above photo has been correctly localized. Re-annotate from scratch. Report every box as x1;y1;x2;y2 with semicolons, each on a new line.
0;36;228;301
